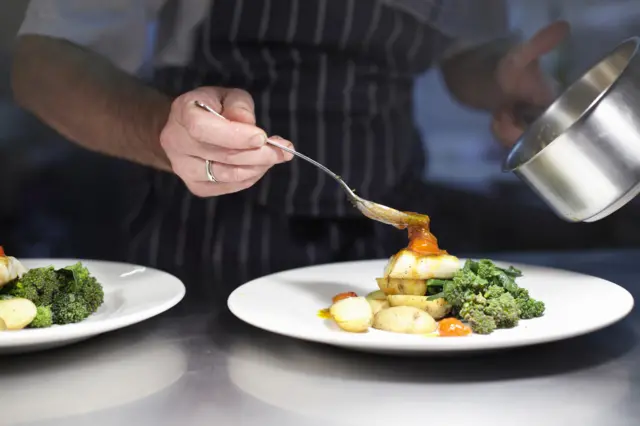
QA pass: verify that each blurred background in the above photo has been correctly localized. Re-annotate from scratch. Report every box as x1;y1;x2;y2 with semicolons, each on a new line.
2;0;640;261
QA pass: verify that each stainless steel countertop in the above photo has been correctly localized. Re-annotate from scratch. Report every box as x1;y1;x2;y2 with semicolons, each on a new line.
2;250;640;426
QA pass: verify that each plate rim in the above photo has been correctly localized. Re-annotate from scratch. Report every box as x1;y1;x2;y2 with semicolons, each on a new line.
0;258;186;347
227;258;635;353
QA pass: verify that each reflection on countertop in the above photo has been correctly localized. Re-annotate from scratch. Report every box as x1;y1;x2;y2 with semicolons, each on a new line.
0;327;188;425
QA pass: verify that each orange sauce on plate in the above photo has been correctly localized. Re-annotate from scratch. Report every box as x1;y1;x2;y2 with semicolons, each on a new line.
332;292;358;304
438;318;472;337
317;308;331;319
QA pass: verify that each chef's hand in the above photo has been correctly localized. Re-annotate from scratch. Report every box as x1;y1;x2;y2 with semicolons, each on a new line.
160;86;293;197
491;21;570;147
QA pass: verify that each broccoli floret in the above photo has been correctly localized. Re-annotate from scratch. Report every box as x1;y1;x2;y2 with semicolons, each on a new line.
29;305;53;328
517;297;545;319
443;280;471;308
56;263;104;314
0;267;60;306
78;276;104;313
52;293;90;325
484;285;506;299
463;309;497;334
485;293;520;328
444;270;488;308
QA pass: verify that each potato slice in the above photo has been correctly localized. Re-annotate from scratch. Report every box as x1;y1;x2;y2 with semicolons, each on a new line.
387;295;451;320
372;306;437;334
383;249;461;280
0;298;37;330
330;296;373;333
367;298;390;316
376;277;427;296
0;317;6;331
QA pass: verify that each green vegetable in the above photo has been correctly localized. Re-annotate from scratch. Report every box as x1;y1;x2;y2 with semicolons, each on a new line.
51;263;103;325
57;263;104;314
484;293;520;328
1;267;60;306
29;305;53;328
52;293;90;325
440;259;544;334
426;292;444;301
426;279;450;287
462;308;496;335
0;261;104;328
517;296;546;319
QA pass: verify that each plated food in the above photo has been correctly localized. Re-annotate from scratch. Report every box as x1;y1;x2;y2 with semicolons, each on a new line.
0;247;104;331
322;212;545;337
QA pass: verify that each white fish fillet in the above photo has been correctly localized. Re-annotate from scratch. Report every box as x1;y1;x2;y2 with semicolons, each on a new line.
0;256;27;288
383;249;461;280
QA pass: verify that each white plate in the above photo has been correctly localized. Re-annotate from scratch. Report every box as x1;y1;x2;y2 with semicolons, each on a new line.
228;259;635;354
0;259;185;355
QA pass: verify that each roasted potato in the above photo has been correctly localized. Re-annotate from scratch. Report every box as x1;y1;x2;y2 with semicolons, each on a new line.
0;298;37;330
372;306;437;334
365;290;389;315
330;296;373;333
375;277;427;296
365;290;387;301
387;295;451;320
0;317;6;331
383;249;461;280
367;299;390;315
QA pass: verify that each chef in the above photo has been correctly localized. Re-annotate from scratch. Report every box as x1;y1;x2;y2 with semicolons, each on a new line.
12;0;568;294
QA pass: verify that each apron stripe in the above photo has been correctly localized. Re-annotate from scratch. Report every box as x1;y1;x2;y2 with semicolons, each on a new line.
314;0;327;45
257;48;276;207
231;0;254;85
257;0;274;276
173;62;193;267
338;59;355;216
337;0;355;216
149;175;178;267
202;2;229;82
339;0;355;50
201;197;218;264
212;202;226;284
260;214;272;276
284;0;300;215
306;242;317;265
384;11;402;186
238;196;254;284
311;52;328;216
408;19;425;62
256;0;275;206
174;189;192;267
284;47;301;215
361;68;377;197
362;0;382;50
311;0;327;215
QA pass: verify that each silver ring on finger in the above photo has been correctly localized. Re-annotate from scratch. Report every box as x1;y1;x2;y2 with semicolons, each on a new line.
205;159;218;183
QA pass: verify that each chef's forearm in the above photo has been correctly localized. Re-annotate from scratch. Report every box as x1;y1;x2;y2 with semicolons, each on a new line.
12;35;172;171
439;39;512;111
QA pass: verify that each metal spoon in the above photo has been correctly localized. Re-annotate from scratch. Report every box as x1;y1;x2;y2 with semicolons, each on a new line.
194;100;428;228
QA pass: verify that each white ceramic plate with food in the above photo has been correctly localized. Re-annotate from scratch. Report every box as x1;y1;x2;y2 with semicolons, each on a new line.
228;259;634;354
0;259;185;355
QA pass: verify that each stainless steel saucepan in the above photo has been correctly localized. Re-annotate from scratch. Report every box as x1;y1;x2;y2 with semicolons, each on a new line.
504;36;640;222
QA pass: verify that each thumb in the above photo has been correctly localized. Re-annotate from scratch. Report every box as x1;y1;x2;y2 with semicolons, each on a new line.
509;20;570;69
220;88;257;125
